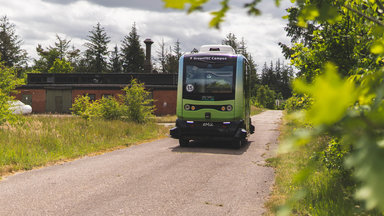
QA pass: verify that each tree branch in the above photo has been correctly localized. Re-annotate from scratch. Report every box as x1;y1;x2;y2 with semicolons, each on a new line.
343;4;384;27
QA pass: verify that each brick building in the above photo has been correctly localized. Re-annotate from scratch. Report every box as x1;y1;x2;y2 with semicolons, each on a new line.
14;73;178;116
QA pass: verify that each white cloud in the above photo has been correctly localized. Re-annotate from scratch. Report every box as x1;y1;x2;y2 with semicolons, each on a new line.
0;0;293;69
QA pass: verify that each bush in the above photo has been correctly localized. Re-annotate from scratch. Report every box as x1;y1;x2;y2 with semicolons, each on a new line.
71;94;91;116
121;79;155;123
253;85;276;109
321;138;349;172
285;93;313;113
71;95;100;121
0;62;24;125
71;79;155;123
98;97;122;120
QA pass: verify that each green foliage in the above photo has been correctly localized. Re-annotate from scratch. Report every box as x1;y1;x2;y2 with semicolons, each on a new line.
0;16;28;68
71;79;154;123
48;58;73;74
0;116;168;177
121;23;145;73
267;118;382;216
110;45;122;73
294;63;358;126
209;0;229;29
163;0;384;213
260;60;294;99
98;97;122;120
84;22;111;74
121;79;155;123
34;44;61;73
280;0;379;81
0;62;24;125
0;90;12;125
252;85;276;109
321;138;348;171
276;0;384;212
70;95;98;121
284;93;313;113
71;94;91;116
162;0;280;28
33;35;78;73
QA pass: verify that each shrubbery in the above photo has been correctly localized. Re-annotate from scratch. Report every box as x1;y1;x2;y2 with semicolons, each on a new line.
71;79;154;123
121;79;155;123
284;93;313;113
252;85;277;109
0;62;24;125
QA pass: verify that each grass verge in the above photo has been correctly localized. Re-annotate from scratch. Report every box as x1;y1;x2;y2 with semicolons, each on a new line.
251;106;265;116
0;115;169;178
154;115;177;123
264;114;382;215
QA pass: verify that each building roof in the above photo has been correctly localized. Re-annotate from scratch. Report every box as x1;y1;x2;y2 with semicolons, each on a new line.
19;73;178;90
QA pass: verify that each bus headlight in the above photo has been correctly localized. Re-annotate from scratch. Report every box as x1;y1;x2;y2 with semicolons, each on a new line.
184;104;191;110
226;105;233;111
221;106;226;111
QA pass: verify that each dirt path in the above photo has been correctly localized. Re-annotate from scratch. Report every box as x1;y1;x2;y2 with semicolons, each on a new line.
0;110;283;216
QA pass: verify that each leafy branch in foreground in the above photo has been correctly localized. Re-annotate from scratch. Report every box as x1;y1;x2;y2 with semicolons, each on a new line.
163;0;384;212
282;0;384;212
162;0;281;28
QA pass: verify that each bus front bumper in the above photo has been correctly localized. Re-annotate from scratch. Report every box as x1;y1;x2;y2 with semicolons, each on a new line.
170;119;247;141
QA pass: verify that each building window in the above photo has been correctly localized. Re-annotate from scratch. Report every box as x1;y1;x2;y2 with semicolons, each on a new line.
102;94;112;99
84;94;96;101
22;94;32;105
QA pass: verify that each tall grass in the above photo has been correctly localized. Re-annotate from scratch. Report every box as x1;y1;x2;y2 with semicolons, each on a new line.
0;116;169;177
265;115;382;215
251;105;264;116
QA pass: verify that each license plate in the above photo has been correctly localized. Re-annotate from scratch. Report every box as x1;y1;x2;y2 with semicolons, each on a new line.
202;122;214;127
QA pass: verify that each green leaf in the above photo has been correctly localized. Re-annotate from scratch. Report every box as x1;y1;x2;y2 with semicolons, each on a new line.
294;62;358;126
162;0;189;9
209;0;229;29
371;39;384;54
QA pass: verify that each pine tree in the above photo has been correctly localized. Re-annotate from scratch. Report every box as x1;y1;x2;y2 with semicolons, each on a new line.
173;39;183;59
110;45;122;73
84;22;111;73
222;33;239;52
121;23;145;73
0;16;27;68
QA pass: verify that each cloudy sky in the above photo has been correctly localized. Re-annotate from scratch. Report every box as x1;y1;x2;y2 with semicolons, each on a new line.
0;0;294;69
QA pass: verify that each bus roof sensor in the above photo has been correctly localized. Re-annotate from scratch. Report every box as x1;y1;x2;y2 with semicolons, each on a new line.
199;45;236;55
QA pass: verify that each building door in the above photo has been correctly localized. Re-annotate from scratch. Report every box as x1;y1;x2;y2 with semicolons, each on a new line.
46;90;72;113
55;96;63;113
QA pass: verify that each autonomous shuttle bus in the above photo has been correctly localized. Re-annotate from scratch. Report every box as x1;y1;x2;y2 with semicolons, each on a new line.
170;45;254;148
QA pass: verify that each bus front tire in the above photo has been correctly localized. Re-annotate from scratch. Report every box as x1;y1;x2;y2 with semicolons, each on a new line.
233;139;246;149
179;138;189;147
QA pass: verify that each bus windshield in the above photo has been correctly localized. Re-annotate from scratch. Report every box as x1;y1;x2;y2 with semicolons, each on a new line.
185;64;234;94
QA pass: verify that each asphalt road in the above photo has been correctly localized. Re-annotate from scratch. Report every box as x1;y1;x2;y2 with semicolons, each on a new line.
0;110;283;216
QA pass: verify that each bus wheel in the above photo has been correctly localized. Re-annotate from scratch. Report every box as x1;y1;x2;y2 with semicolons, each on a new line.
233;139;242;149
179;138;189;147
